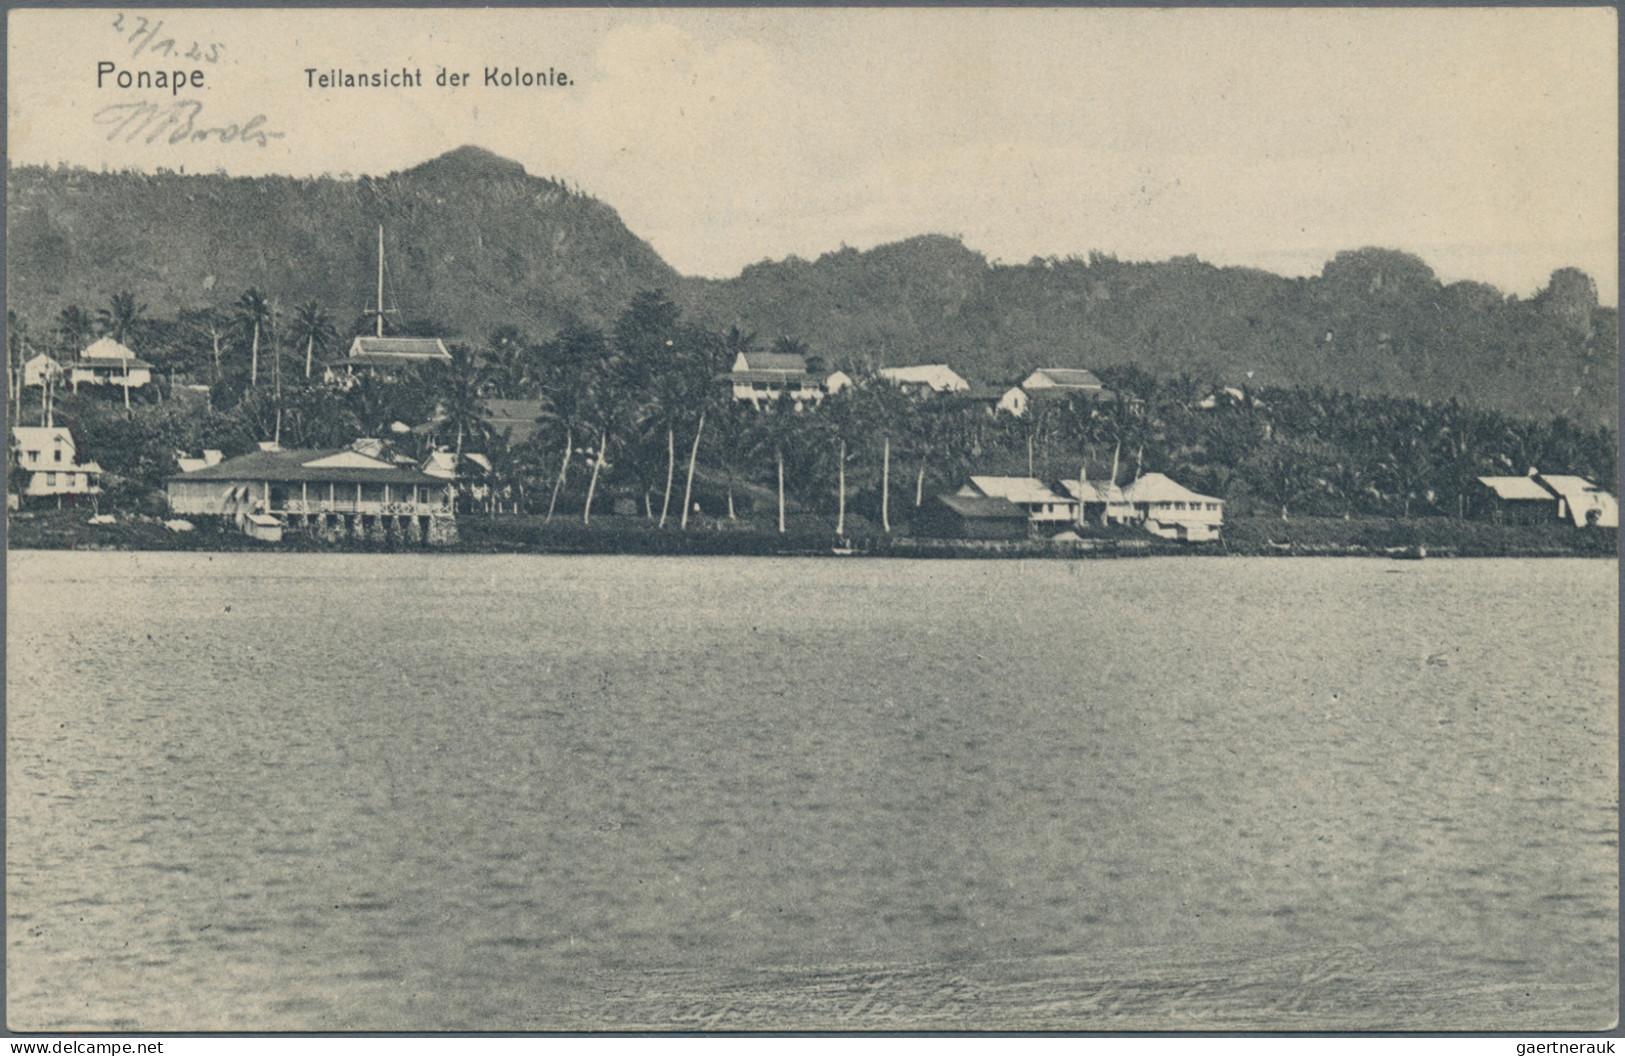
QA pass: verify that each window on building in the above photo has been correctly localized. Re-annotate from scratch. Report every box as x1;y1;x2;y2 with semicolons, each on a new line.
53;449;62;462
27;451;38;464
45;472;56;486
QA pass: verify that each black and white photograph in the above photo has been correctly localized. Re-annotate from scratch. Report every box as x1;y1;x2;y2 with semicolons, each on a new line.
5;6;1618;1034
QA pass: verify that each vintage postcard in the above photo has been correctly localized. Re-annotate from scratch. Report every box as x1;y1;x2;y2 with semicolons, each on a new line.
6;7;1617;1034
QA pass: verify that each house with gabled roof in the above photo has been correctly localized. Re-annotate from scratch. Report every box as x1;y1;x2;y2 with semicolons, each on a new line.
22;353;64;389
996;367;1112;417
1476;472;1618;527
10;426;101;505
1534;474;1618;528
1476;475;1561;525
68;336;151;392
166;442;457;543
1060;475;1136;527
724;350;828;408
961;476;1078;524
328;336;453;383
1120;472;1225;541
1021;367;1104;393
915;492;1030;539
879;364;970;395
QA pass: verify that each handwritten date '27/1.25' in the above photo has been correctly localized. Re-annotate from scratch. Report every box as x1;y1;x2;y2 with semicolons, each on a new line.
94;99;285;149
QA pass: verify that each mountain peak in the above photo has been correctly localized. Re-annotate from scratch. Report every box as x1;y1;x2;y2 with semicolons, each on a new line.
403;146;528;180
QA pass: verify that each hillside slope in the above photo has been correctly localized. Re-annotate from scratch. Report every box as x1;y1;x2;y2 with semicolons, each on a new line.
8;149;1615;425
683;242;1617;427
7;146;680;338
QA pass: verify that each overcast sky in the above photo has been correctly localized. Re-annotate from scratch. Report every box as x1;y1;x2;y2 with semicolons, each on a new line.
10;8;1617;300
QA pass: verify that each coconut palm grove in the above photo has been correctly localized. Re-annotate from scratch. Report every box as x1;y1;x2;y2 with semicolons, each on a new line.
5;149;1616;554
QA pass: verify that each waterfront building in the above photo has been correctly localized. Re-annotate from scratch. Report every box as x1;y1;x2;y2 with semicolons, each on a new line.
9;426;102;504
1119;473;1225;541
166;444;457;543
915;493;1031;539
1533;474;1619;528
1476;475;1561;525
1060;476;1135;526
1476;472;1618;528
961;476;1078;525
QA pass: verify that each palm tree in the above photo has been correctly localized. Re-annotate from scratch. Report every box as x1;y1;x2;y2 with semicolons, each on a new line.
578;347;644;527
537;325;604;522
860;377;914;533
96;291;146;346
97;291;147;412
289;301;338;380
178;307;228;388
55;305;90;359
233;288;273;387
817;382;869;537
747;392;803;533
482;429;526;515
708;398;755;522
431;344;490;466
7;311;26;422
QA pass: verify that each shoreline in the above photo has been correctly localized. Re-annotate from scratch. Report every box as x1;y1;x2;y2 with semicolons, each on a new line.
7;508;1616;560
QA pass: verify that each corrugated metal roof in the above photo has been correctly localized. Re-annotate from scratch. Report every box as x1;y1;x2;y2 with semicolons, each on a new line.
969;476;1072;505
1059;478;1129;503
1121;472;1221;505
484;399;547;444
1535;475;1606;500
879;364;969;391
1027;368;1103;389
1477;476;1556;501
80;336;139;360
737;352;808;374
167;447;444;486
726;370;822;384
936;493;1028;519
344;337;453;361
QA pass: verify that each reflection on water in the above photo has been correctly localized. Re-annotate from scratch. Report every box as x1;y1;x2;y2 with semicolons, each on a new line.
8;553;1616;1029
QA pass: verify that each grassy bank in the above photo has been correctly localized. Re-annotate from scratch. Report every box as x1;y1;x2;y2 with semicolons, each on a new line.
7;506;1615;558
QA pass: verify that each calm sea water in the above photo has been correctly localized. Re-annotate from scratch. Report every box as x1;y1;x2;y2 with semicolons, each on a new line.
7;552;1617;1030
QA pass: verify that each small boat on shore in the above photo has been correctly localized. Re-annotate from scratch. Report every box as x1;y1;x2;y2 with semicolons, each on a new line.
1386;544;1426;561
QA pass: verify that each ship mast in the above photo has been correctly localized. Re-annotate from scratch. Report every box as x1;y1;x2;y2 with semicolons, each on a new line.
376;224;385;338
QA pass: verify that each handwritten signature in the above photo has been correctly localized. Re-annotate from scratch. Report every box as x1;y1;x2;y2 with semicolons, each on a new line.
93;99;286;149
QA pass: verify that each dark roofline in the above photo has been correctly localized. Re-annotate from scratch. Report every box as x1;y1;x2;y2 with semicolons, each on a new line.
167;449;445;486
934;493;1029;519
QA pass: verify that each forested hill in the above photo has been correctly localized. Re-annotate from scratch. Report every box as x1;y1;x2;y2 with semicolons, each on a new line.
8;148;1617;426
681;238;1618;427
6;146;680;338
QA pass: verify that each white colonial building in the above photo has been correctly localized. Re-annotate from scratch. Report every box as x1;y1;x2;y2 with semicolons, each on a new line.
168;443;457;543
1120;473;1226;541
960;476;1078;525
10;427;102;504
69;337;152;392
879;364;970;395
725;350;829;408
